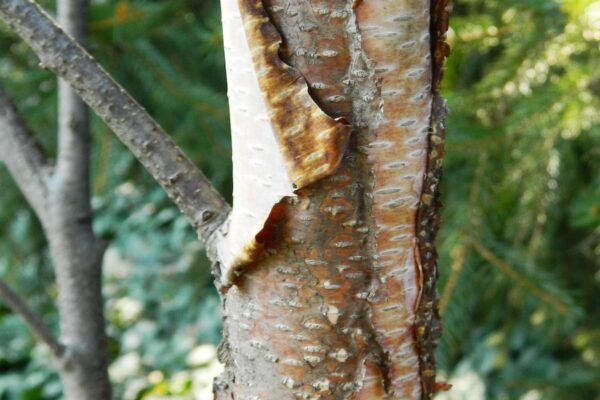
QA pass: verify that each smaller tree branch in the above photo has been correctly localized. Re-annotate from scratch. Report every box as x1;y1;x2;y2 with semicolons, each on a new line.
468;238;569;315
54;0;93;222
0;277;65;359
0;0;230;252
0;84;49;220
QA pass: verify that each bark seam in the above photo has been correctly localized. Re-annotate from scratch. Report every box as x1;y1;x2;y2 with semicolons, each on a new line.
414;0;452;398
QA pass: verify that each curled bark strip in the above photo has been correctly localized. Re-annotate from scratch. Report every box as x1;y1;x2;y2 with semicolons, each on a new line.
216;0;293;287
216;0;352;287
414;0;452;398
238;0;352;188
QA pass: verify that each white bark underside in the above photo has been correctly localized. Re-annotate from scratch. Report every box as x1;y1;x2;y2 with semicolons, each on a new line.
217;0;295;280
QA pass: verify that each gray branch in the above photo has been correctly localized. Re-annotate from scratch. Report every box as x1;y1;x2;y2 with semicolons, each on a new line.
0;85;50;220
40;0;113;398
54;0;92;221
0;0;230;251
0;277;65;359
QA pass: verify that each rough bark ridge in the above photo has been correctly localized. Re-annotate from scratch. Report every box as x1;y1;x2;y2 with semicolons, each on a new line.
414;0;451;395
216;0;450;399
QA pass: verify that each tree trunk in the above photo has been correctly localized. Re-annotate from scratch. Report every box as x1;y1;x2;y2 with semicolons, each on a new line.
45;0;111;397
214;0;449;399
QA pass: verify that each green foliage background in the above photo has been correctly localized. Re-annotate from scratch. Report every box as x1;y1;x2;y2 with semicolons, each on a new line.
0;0;598;399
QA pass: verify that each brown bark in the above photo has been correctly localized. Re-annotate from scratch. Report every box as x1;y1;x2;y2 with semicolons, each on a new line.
215;0;451;399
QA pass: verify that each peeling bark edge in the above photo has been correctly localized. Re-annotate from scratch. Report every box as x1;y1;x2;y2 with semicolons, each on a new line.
414;0;452;398
237;0;352;188
218;0;353;288
218;201;287;289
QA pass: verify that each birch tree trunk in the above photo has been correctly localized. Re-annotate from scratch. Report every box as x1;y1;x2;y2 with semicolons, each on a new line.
214;0;450;399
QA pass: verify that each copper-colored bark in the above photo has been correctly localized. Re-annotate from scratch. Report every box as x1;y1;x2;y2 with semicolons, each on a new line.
216;0;451;398
353;0;435;397
263;0;354;120
218;163;382;398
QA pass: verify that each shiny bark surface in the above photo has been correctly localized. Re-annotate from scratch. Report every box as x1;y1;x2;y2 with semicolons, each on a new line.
216;0;450;398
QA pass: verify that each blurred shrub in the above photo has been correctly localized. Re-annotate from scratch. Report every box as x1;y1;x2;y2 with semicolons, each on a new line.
437;0;599;399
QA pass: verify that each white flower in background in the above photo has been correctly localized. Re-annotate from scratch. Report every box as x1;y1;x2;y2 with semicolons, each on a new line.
103;246;135;280
436;362;486;400
114;297;143;324
109;352;141;383
521;390;542;400
186;344;217;367
190;347;224;400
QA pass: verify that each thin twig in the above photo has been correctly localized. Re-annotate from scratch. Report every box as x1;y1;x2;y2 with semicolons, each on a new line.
0;278;65;359
468;238;569;315
439;244;467;315
438;153;487;313
0;84;50;220
0;0;231;252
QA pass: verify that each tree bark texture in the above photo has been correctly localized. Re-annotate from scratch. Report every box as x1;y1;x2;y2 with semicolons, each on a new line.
0;85;50;220
214;1;450;399
38;0;113;398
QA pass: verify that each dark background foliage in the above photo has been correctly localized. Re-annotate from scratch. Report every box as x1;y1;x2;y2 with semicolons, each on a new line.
0;0;598;399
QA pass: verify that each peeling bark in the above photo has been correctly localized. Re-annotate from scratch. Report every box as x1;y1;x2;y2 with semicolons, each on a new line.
216;0;352;285
414;0;452;396
238;0;352;187
216;0;451;399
